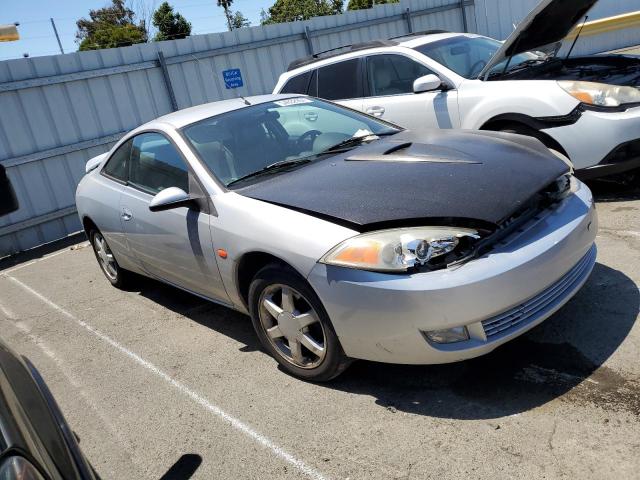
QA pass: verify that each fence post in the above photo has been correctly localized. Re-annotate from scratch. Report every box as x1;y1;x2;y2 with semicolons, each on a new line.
460;0;468;32
157;51;178;112
404;8;413;34
304;26;315;56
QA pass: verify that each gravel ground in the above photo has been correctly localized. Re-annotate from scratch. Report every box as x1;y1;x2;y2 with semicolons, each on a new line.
0;175;639;480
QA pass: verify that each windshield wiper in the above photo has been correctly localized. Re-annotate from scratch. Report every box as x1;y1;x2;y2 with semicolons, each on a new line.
226;158;311;187
488;58;550;79
320;131;398;154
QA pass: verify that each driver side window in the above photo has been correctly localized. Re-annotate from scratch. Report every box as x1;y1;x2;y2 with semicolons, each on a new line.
366;54;434;97
129;133;189;194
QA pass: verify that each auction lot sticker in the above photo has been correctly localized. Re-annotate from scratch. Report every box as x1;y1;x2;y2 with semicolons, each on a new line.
273;98;314;106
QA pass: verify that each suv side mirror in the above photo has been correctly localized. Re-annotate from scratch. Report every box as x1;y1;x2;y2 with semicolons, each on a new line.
0;165;19;217
413;74;443;94
149;187;197;212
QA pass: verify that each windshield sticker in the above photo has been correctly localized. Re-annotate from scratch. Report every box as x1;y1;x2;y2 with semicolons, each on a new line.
273;98;314;107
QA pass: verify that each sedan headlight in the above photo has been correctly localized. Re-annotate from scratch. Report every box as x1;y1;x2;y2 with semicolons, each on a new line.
558;81;640;108
321;227;479;273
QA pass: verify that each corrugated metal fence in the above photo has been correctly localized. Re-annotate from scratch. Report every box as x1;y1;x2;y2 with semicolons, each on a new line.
0;0;638;256
0;0;473;257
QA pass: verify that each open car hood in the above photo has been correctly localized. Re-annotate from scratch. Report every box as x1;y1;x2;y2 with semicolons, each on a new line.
479;0;598;79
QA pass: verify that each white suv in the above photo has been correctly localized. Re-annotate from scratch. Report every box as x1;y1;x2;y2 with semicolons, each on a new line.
274;0;640;178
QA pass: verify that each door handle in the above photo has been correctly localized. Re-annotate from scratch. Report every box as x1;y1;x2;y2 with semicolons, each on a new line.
366;106;385;117
121;208;133;221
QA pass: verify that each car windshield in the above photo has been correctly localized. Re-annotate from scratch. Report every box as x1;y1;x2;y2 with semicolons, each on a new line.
182;97;401;187
414;36;545;79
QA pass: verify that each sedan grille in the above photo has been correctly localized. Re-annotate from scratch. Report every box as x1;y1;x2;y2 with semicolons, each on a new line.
482;246;596;338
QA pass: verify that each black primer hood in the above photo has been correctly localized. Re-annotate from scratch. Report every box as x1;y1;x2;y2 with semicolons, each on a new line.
235;130;570;230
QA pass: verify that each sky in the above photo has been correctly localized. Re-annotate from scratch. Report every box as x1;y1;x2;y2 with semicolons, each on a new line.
0;0;272;61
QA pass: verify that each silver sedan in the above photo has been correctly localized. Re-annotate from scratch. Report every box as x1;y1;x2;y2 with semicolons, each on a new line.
76;94;597;381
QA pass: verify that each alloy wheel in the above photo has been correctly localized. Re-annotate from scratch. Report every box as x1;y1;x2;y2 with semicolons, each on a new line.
258;284;327;369
93;232;118;281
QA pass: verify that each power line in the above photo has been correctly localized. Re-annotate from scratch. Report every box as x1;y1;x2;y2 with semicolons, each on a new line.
16;1;231;25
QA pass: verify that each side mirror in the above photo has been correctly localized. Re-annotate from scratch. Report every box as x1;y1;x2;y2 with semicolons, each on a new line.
0;165;19;217
413;74;443;94
149;187;196;212
86;152;108;174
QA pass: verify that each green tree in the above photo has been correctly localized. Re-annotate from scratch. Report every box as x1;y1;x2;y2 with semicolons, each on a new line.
76;0;147;51
230;11;251;29
152;2;192;41
261;0;344;25
347;0;398;11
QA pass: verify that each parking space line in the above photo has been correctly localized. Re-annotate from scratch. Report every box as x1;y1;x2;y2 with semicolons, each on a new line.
1;243;89;275
6;275;328;480
0;300;16;320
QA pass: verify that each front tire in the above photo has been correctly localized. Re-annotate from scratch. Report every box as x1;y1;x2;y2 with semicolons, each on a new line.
248;265;350;381
89;229;131;289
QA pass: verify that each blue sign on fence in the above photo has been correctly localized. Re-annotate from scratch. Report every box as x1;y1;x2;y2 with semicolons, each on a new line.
222;68;243;89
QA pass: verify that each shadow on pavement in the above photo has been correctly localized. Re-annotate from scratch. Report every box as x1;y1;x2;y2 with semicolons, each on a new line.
0;232;86;272
130;276;262;354
585;169;640;202
132;261;638;420
324;263;639;419
159;454;202;480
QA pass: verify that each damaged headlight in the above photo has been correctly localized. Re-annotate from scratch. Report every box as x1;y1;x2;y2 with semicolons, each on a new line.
558;81;640;108
321;227;479;273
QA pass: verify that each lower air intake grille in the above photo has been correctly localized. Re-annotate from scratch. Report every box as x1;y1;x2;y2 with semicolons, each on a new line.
482;246;596;338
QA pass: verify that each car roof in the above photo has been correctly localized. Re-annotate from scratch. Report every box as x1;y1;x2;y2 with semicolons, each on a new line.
148;94;300;129
284;32;473;74
396;32;481;48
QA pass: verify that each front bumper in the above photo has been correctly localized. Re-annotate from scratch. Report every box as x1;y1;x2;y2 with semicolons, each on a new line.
576;139;640;180
308;182;598;364
543;105;640;173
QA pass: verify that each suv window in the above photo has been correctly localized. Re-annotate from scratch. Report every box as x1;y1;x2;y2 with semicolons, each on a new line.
366;54;434;96
280;71;313;95
129;133;189;194
102;139;132;182
317;59;362;100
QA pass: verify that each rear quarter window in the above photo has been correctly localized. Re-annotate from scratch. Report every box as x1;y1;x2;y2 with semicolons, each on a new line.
280;71;313;94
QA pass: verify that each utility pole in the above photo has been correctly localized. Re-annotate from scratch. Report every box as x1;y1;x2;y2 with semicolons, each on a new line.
50;18;64;54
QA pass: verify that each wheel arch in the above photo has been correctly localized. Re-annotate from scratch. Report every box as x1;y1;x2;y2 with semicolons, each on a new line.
479;114;570;158
235;251;308;309
81;216;99;238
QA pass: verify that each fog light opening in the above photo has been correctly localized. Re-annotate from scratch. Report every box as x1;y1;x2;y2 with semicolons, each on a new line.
423;326;470;344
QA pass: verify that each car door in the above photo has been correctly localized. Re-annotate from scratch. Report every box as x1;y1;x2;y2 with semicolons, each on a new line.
95;138;136;270
119;131;229;302
360;54;460;131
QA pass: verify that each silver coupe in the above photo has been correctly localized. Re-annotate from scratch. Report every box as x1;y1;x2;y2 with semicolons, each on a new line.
76;94;597;380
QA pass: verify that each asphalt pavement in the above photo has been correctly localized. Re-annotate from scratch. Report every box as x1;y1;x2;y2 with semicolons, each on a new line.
0;176;638;480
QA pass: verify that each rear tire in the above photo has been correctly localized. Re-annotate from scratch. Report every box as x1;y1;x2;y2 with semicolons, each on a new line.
248;264;350;381
89;229;132;289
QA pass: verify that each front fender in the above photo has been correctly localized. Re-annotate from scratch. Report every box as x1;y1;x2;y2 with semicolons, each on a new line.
459;80;580;130
211;192;359;309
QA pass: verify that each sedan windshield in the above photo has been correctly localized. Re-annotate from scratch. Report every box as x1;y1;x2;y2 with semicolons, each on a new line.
414;36;544;79
182;97;400;187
